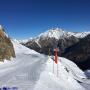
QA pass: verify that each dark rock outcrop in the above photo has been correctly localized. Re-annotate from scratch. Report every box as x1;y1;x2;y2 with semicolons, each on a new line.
22;29;90;57
24;36;79;56
25;37;58;55
22;28;90;70
58;36;79;54
63;34;90;70
0;26;15;61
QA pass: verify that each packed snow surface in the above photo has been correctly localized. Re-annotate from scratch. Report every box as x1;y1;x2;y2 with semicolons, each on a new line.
0;40;90;90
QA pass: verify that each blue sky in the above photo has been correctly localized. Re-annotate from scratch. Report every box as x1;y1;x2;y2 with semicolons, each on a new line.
0;0;90;39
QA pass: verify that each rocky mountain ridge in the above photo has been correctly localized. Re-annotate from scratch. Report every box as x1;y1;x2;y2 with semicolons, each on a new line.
22;28;90;55
63;34;90;70
0;25;15;61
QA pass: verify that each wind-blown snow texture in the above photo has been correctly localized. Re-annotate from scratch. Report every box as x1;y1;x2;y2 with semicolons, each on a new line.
0;40;90;90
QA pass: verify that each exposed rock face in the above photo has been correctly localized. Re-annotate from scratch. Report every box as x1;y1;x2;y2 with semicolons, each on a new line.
0;26;15;61
24;36;79;56
25;37;57;55
22;28;90;56
22;28;90;70
63;34;90;70
58;36;79;54
25;39;41;53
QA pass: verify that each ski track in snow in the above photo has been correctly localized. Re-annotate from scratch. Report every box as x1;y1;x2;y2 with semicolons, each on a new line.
0;53;47;90
0;41;90;90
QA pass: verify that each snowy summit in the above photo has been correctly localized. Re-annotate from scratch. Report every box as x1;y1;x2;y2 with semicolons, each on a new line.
38;28;66;40
19;28;90;43
38;28;90;39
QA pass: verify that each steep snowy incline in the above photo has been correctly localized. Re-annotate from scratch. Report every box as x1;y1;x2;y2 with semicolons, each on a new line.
0;40;88;90
0;41;47;90
34;57;86;90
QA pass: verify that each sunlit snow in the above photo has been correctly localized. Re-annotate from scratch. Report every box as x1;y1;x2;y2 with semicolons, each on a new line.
0;40;89;90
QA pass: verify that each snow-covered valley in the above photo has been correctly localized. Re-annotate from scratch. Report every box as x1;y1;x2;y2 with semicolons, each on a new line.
0;40;90;90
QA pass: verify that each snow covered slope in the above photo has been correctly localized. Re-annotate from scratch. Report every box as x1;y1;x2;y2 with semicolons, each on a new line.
67;31;90;38
34;57;86;90
0;40;89;90
19;28;90;44
37;28;90;39
38;28;66;40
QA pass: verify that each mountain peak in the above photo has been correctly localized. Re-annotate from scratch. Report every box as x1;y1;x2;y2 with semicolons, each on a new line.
20;28;90;44
37;28;90;40
38;28;66;40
